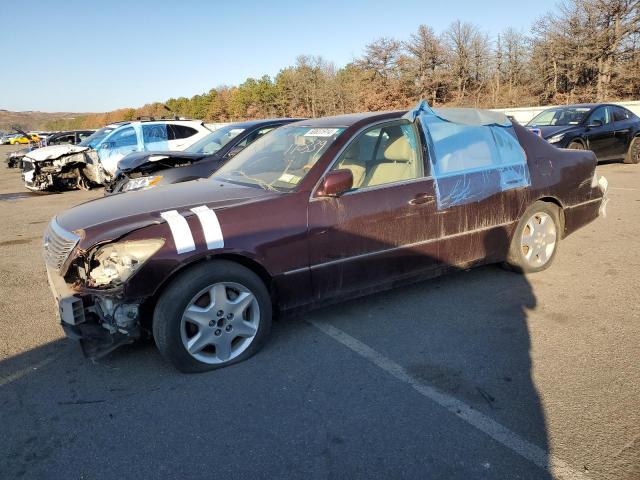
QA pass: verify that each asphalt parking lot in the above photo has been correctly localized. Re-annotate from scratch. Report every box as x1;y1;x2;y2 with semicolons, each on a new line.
0;143;638;480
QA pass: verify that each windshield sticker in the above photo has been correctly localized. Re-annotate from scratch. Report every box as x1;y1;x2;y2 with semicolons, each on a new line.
278;173;301;183
304;128;340;137
229;129;245;135
575;108;591;111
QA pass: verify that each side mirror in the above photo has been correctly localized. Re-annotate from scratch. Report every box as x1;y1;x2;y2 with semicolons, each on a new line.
588;119;603;128
317;169;353;197
99;142;112;150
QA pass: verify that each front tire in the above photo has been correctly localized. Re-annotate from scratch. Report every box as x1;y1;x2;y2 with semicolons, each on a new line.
568;141;585;150
503;201;561;273
153;260;272;373
624;136;640;164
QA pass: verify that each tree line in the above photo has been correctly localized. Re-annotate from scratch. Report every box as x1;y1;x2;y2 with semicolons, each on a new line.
46;0;639;131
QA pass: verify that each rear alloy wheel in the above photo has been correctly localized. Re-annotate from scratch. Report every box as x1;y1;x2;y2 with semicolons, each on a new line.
153;260;272;373
568;141;585;150
624;136;640;164
504;201;560;273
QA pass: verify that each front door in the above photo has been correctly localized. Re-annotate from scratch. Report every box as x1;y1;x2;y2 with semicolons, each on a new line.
308;120;441;300
586;106;617;159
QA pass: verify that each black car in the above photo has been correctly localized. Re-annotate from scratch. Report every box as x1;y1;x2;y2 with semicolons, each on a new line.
104;118;303;194
43;130;96;147
526;103;640;164
5;129;95;168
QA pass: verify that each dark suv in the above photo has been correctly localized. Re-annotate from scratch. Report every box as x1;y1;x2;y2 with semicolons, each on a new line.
526;103;640;164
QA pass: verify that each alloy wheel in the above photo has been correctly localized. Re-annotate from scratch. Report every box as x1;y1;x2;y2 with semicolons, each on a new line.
180;282;260;364
520;212;557;267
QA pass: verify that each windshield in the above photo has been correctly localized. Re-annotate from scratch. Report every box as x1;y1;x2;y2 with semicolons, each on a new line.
186;125;246;154
78;126;119;148
527;107;591;127
214;126;345;191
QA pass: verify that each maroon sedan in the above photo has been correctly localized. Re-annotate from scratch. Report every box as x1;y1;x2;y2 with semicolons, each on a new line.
44;103;608;372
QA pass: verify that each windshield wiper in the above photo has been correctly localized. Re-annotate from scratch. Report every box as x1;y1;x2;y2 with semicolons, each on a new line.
219;171;282;192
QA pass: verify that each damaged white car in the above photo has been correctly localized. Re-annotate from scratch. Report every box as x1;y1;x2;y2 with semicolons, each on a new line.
21;120;212;191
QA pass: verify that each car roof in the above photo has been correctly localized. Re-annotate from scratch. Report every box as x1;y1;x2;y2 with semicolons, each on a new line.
549;103;626;110
227;118;305;129
288;111;407;128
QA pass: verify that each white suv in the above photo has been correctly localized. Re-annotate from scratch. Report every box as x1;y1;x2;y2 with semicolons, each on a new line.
22;120;211;191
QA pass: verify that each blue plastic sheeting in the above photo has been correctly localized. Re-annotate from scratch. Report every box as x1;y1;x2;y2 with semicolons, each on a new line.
404;101;530;209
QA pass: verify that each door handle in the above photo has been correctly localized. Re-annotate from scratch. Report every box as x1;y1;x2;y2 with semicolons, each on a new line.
409;193;435;205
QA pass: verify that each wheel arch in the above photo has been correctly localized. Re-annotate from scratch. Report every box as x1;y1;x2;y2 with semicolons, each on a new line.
568;137;586;148
536;196;566;237
140;252;276;329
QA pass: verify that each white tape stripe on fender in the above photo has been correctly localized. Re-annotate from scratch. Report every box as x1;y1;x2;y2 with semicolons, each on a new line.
191;205;224;250
160;210;196;254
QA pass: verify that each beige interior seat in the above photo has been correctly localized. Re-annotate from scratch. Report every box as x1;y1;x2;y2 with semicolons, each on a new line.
364;134;416;187
333;148;367;188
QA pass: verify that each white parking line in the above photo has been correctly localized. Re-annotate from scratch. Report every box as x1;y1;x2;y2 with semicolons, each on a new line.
311;321;587;480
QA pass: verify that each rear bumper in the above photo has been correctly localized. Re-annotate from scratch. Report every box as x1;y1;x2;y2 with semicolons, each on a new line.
563;175;608;236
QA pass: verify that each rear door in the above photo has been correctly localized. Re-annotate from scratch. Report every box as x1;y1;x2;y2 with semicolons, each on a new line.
415;113;528;264
612;106;636;158
586;106;617;159
307;120;441;299
142;124;169;151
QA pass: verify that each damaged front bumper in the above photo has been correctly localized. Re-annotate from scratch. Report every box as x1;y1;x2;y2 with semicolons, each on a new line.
22;150;107;191
46;264;144;358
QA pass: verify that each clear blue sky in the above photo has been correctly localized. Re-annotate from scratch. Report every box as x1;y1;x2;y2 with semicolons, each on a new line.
0;0;558;112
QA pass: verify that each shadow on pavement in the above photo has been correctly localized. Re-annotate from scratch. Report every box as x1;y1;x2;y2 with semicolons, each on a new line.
0;227;552;479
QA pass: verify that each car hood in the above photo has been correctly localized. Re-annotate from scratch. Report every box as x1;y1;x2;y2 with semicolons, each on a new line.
24;144;89;162
527;125;577;139
56;178;278;239
117;150;209;173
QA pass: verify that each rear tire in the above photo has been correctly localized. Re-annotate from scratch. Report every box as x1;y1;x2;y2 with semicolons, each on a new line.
503;201;561;274
153;260;272;373
624;136;640;164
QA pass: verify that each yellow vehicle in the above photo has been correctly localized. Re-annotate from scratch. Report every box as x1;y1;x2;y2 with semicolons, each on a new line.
8;134;39;145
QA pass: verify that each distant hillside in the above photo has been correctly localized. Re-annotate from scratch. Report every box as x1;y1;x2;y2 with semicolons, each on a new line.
0;110;91;132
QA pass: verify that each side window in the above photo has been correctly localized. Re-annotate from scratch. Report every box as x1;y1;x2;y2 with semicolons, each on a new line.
53;134;75;145
613;107;630;122
332;122;422;190
168;124;198;140
142;124;168;143
589;107;611;126
236;127;276;148
109;126;138;147
417;113;529;209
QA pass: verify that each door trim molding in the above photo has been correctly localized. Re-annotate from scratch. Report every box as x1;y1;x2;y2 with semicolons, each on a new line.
283;220;517;276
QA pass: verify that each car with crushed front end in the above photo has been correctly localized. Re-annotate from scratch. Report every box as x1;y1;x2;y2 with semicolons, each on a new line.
6;130;95;169
22;120;211;191
44;101;608;373
104;118;302;194
526;103;640;163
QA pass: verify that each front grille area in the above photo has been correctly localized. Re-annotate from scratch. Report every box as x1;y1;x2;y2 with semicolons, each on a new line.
43;218;80;273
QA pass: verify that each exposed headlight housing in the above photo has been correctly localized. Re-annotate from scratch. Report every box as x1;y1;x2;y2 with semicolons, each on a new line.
122;175;163;192
547;133;566;144
88;239;164;287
